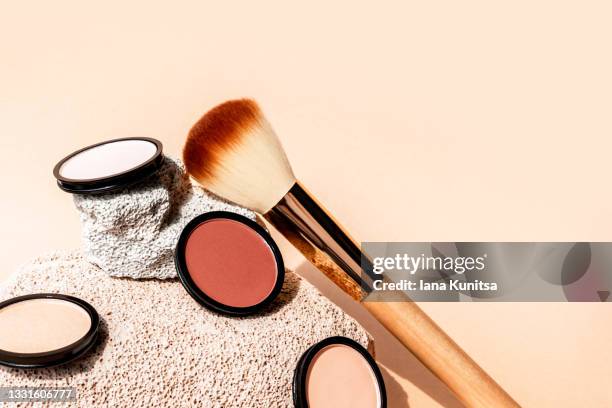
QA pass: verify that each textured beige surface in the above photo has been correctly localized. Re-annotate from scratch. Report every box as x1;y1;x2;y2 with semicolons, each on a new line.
0;251;369;407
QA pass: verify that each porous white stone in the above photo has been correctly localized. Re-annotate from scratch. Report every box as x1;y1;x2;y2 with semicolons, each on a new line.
72;157;256;279
0;251;371;408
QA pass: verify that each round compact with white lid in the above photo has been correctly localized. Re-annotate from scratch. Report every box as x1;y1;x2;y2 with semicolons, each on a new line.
53;137;163;194
293;336;387;408
0;294;100;368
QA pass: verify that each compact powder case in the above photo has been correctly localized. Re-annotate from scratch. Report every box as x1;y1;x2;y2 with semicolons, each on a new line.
293;336;387;408
53;137;164;194
0;294;100;368
175;211;285;316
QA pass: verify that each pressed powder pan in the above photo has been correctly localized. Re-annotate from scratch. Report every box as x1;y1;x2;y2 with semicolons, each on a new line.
175;211;285;316
293;336;387;408
0;294;100;368
53;137;163;194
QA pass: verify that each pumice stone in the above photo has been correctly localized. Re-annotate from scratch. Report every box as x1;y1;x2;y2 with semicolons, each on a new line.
72;157;256;279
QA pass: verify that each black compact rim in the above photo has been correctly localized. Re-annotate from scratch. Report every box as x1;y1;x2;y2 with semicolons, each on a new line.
0;293;100;369
293;336;387;408
53;137;164;194
175;211;285;316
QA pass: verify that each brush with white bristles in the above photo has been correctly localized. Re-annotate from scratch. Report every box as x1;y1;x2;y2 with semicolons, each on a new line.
183;99;519;408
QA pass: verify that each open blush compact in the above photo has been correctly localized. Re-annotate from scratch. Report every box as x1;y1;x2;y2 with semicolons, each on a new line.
53;137;164;194
175;211;285;316
293;336;387;408
0;294;100;368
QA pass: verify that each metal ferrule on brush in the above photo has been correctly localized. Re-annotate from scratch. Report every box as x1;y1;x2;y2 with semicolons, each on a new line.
264;182;375;301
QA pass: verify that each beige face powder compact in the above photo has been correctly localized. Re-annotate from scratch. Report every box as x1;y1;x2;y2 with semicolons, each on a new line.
0;294;100;368
293;336;387;408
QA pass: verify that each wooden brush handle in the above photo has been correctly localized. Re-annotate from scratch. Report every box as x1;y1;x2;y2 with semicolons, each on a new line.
363;300;519;407
287;235;518;407
265;182;520;407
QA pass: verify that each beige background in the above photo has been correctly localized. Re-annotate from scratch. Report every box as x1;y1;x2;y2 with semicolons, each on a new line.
1;1;611;406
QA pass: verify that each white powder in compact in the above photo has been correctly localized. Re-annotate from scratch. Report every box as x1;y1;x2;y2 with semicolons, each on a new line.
59;139;158;180
73;156;256;279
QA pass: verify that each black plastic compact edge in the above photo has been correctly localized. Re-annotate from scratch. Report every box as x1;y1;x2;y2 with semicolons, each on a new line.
0;294;100;369
292;336;387;408
53;137;164;194
174;211;285;316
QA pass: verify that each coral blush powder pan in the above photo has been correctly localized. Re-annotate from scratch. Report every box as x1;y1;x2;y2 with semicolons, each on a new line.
175;211;284;316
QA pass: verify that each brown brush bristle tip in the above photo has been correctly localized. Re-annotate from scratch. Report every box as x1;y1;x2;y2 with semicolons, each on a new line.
183;98;262;180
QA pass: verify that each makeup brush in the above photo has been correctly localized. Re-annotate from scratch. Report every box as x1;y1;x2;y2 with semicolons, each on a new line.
183;99;519;408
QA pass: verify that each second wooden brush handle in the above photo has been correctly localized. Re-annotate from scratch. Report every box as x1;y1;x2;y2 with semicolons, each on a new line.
265;181;519;408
